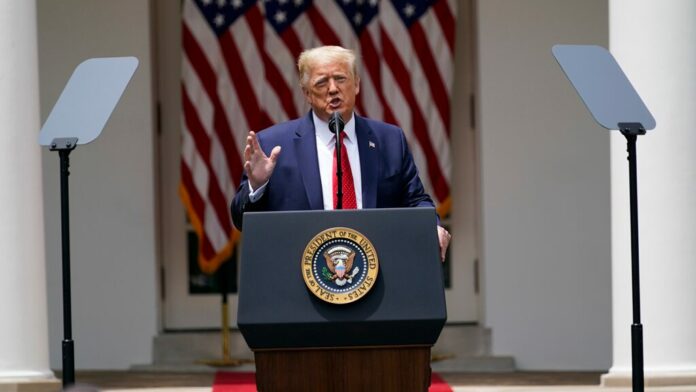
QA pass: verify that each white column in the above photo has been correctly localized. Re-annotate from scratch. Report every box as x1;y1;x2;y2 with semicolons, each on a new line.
0;0;55;384
604;0;696;386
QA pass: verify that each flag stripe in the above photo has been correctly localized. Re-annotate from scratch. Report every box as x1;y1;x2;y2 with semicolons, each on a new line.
244;5;293;124
312;1;355;45
183;8;251;163
409;21;451;136
381;2;451;187
219;34;268;130
181;85;233;235
306;5;342;45
380;62;435;198
433;0;456;55
182;57;237;201
263;49;299;120
182;23;243;185
180;161;217;259
421;9;454;93
360;31;394;123
280;28;304;62
381;29;449;201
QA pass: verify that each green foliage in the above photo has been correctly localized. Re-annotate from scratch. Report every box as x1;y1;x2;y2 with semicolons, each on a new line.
322;267;333;281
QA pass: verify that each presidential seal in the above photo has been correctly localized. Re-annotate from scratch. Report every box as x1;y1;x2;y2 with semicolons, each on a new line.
301;227;379;304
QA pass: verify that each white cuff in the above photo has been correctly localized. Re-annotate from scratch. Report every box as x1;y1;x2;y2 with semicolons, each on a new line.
248;180;269;203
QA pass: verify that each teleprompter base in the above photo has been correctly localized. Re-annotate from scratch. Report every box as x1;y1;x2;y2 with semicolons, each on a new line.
254;346;431;392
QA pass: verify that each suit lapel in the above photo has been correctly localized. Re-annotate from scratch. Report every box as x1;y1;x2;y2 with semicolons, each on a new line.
294;112;324;210
356;116;378;209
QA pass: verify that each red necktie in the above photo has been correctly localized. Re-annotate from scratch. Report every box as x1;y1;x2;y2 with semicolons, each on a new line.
333;131;357;209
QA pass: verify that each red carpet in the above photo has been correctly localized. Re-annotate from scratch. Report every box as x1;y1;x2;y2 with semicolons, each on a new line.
213;371;452;391
430;372;454;392
212;372;256;392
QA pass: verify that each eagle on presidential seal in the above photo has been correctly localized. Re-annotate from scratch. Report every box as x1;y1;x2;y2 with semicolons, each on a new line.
323;245;361;287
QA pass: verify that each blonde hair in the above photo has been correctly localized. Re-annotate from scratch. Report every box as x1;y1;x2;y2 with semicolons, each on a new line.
297;46;359;87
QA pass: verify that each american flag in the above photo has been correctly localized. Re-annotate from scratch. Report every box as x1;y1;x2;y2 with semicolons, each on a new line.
181;0;456;273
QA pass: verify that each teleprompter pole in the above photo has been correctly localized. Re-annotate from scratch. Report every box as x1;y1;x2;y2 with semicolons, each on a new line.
620;123;645;392
52;138;78;388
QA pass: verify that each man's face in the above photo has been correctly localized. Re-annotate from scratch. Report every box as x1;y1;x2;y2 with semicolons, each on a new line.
302;59;360;122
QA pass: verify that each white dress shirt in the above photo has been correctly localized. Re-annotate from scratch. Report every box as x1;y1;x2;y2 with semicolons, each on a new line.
248;111;363;209
313;111;362;209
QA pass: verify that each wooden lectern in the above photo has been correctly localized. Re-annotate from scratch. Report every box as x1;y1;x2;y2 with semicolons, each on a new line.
238;208;447;392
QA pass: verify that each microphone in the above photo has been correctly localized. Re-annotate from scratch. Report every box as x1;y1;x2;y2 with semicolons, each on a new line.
329;112;345;209
329;111;345;134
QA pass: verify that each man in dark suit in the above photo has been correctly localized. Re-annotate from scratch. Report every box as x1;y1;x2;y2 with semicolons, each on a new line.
231;45;451;260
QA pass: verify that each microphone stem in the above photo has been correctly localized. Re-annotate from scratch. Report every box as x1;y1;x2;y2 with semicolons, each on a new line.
332;113;343;210
335;125;342;210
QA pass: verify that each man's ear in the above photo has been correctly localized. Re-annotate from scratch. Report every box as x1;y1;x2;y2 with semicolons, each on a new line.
355;76;360;96
302;86;311;103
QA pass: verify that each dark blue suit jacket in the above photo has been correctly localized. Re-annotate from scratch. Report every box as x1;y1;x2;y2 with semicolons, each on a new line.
231;112;435;230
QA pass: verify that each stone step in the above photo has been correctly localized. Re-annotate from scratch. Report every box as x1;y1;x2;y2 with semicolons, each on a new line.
144;324;515;372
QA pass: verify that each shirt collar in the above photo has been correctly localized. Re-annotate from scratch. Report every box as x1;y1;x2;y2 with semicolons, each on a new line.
313;111;356;147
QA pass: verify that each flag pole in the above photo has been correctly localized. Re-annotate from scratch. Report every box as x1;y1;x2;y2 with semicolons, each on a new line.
197;262;252;367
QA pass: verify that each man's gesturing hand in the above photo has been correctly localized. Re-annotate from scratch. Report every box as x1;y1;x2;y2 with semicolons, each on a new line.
244;131;281;190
